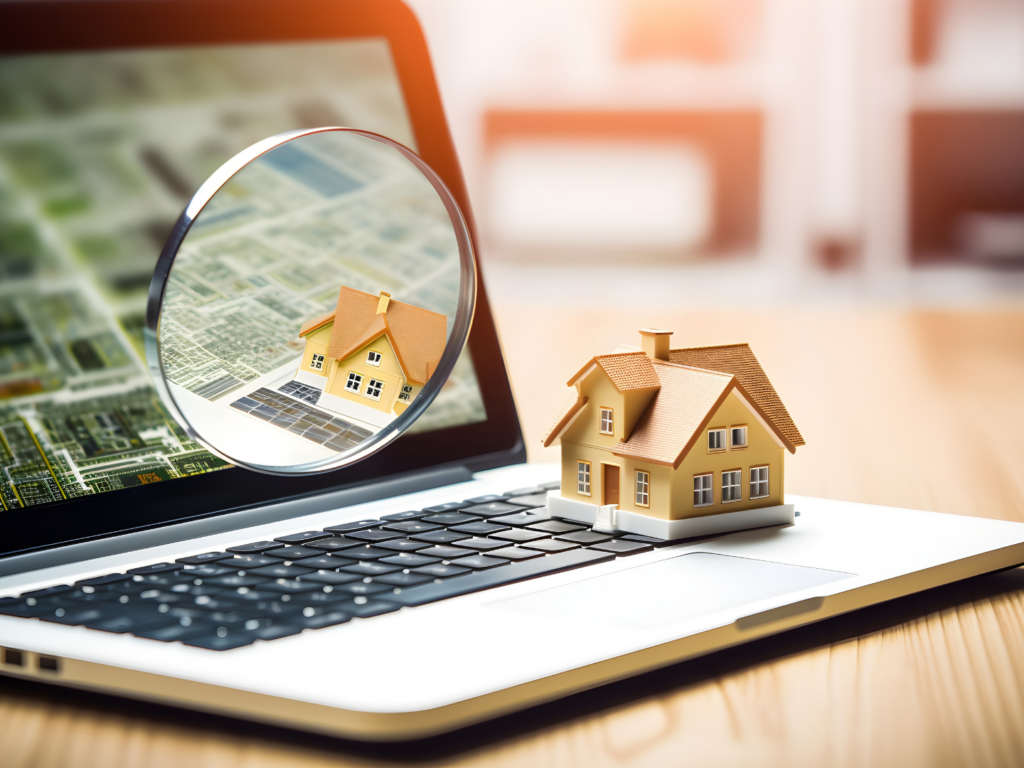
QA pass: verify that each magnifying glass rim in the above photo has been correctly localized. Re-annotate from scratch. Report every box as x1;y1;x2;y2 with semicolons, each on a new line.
144;127;476;476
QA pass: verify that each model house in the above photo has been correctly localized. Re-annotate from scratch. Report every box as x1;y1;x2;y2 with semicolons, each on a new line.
543;329;805;539
294;286;446;430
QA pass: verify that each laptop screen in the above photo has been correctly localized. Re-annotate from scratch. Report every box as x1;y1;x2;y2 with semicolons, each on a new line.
0;40;487;512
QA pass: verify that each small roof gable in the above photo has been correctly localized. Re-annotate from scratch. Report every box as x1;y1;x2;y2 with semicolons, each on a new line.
669;344;805;448
299;286;447;385
567;351;661;392
611;363;734;466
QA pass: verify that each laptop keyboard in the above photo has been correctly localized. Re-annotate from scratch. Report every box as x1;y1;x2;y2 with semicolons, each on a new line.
0;482;673;651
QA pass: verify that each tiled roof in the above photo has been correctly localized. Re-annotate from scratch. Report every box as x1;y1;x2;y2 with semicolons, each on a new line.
542;394;589;447
669;344;805;447
299;286;447;385
612;363;733;466
593;352;661;391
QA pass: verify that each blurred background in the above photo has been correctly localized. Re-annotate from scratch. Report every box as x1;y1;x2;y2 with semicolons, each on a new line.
408;0;1024;307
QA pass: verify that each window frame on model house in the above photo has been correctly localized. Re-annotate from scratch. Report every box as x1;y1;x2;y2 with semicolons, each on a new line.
750;465;769;499
398;384;413;402
577;460;591;496
599;407;614;435
722;469;742;503
310;353;325;371
635;470;650;507
707;428;726;452
730;424;748;449
693;473;713;506
364;378;385;401
366;350;382;367
345;372;363;393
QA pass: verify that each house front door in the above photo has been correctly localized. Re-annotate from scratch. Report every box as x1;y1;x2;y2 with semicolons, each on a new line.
603;464;620;506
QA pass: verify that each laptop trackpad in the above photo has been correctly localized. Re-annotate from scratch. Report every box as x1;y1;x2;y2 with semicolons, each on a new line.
497;552;853;630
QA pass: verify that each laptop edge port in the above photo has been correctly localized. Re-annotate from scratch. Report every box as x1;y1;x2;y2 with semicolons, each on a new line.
38;655;60;672
3;648;24;667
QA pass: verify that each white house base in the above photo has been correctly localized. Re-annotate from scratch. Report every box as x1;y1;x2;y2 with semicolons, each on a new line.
294;369;328;389
315;391;396;431
545;491;795;540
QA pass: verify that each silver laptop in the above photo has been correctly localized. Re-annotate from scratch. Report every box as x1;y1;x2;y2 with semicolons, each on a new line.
2;0;1023;742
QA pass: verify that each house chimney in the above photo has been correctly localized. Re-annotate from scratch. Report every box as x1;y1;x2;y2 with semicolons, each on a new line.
639;328;672;361
376;291;391;315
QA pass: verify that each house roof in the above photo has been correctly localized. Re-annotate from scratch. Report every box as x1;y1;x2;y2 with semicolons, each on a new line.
544;343;803;463
668;344;805;447
298;286;447;385
567;352;661;392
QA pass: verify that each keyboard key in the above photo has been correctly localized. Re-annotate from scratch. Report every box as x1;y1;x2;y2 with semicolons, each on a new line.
412;564;471;579
379;553;440;568
75;573;130;586
381;510;431;522
505;486;547;497
323;520;381;534
506;493;548;509
308;537;363;552
182;619;302;650
389;548;614;607
126;563;179;575
204;575;265;589
487;547;544;561
179;564;237;577
345;599;402;619
331;582;395;597
290;555;354;570
556;530;615;545
274;531;333;545
344;528;405;543
19;585;73;599
415;545;475;560
381;520;442;534
175;552;233;565
169;584;226;597
421;502;464;513
228;589;290;602
298;571;362;586
226;541;281;554
449;522;510;536
590;539;654;556
226;554;279;568
620;534;674;548
263;546;324;560
247;565;314;579
135;620;213;642
375;539;433;553
88;614;174;635
372;572;434;587
422;512;481;526
411;530;471;545
295;609;352;630
491;529;550;544
289;589;349;605
527;520;586;534
41;606;111;626
463;494;504;504
461;502;525;518
340;561;401;577
343;546;395;561
459;538;508;552
490;512;547;527
258;580;324;595
451;555;509;570
520;539;580;553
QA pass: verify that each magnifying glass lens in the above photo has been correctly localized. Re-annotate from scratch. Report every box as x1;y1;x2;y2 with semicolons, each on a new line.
146;129;475;475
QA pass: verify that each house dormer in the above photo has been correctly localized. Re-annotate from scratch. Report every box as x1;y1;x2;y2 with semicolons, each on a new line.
562;348;661;445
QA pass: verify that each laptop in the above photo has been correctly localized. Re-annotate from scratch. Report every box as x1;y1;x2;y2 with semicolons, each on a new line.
2;0;1024;742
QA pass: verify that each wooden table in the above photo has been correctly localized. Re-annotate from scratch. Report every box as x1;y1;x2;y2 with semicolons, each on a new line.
4;308;1024;768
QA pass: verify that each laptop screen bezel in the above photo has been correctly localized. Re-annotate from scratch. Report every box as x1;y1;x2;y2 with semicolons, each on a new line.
0;0;526;558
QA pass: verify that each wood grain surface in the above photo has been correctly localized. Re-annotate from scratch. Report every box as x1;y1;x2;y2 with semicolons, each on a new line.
3;308;1024;768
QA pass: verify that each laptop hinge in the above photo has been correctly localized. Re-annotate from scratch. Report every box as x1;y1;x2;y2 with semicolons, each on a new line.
0;465;473;578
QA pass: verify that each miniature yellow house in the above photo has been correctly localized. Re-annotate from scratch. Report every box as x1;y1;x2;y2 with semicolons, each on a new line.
543;329;805;539
293;286;446;431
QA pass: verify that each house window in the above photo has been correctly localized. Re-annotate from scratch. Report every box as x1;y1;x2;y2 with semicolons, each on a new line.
722;470;742;503
599;408;613;435
693;474;712;506
750;466;769;499
731;426;748;448
577;461;591;496
345;372;363;393
310;353;325;371
398;384;413;402
708;429;726;451
635;471;650;507
365;378;384;400
366;351;382;367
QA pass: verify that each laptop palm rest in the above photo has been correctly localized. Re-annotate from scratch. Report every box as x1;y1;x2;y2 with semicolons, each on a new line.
496;552;854;630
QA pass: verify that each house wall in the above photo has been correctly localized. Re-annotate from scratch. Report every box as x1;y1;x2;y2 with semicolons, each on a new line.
669;390;786;519
324;336;406;414
299;325;333;378
559;441;674;518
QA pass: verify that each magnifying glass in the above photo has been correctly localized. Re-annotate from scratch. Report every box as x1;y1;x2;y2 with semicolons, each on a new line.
145;128;475;475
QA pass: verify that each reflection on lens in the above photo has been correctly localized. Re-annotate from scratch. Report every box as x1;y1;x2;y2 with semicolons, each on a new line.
151;129;471;471
227;285;446;452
